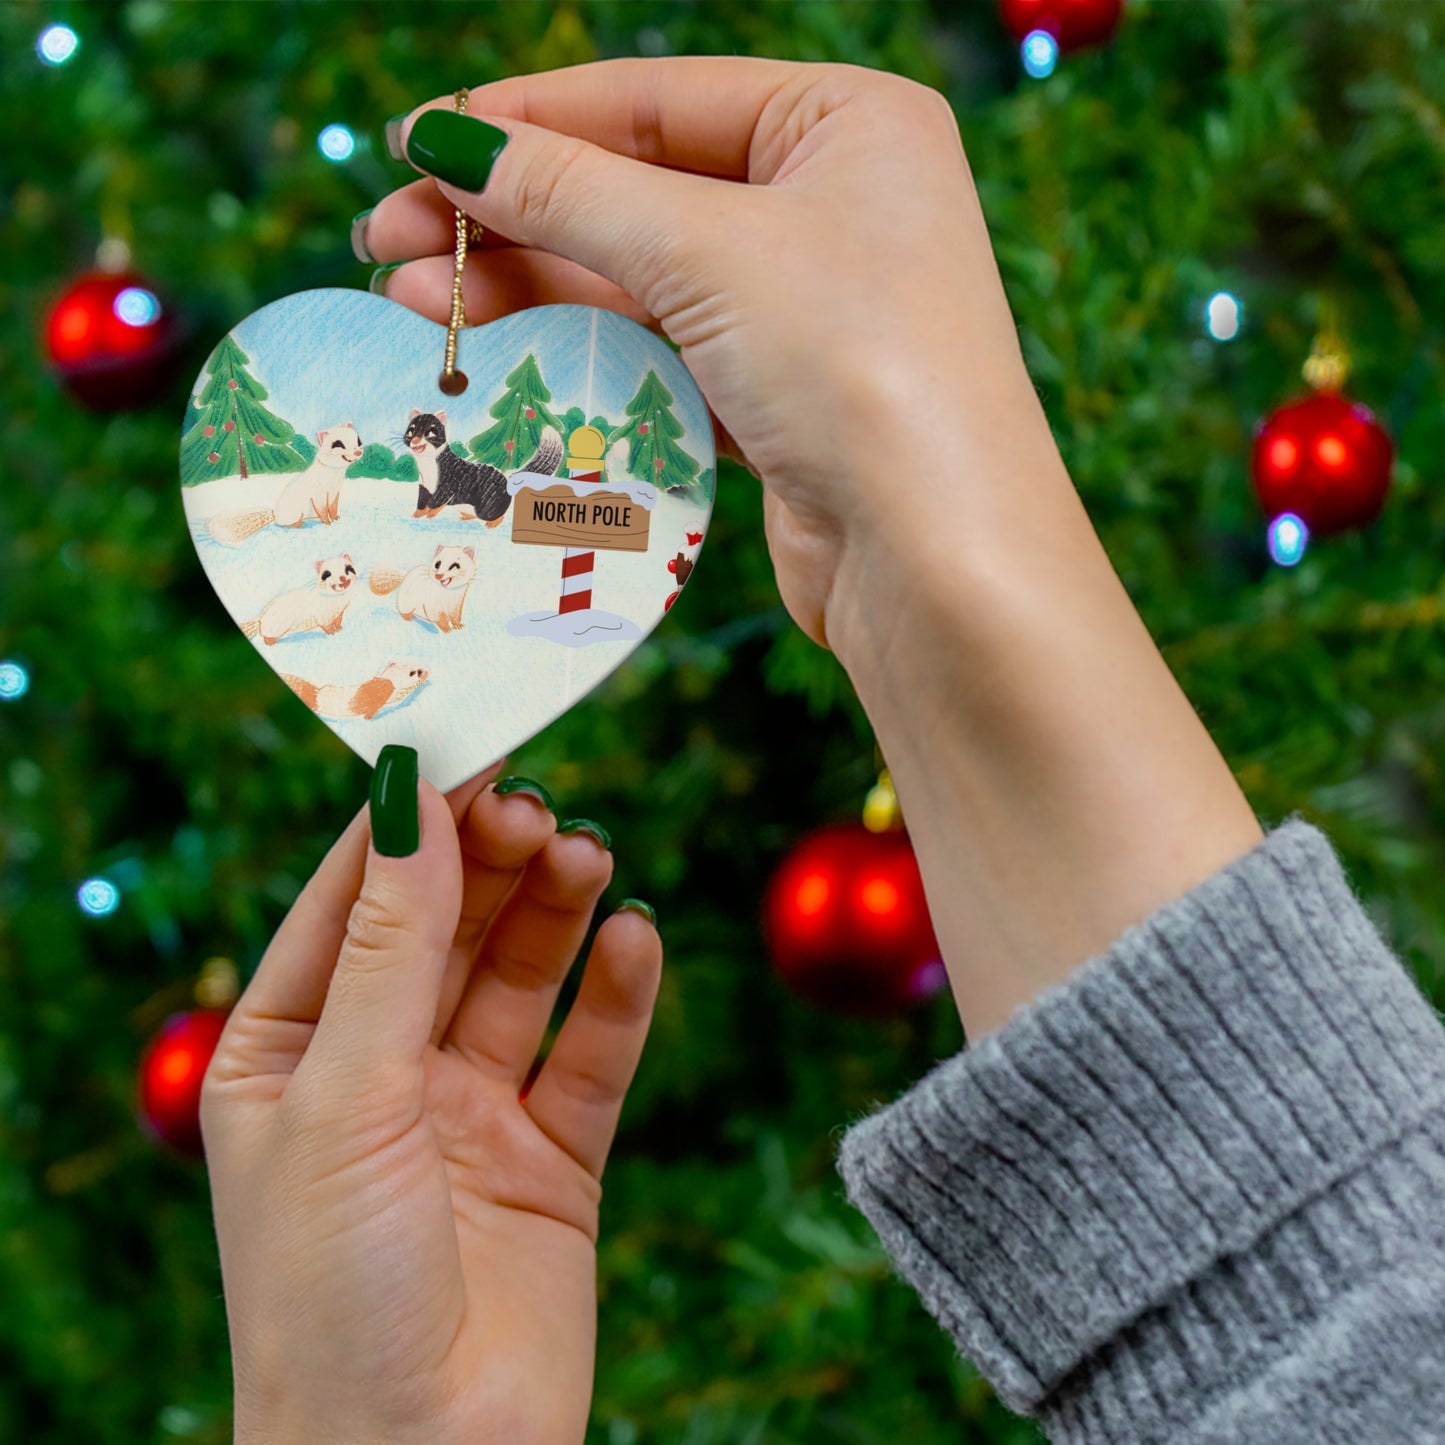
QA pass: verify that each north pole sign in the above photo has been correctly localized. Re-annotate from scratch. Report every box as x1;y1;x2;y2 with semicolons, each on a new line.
510;482;652;552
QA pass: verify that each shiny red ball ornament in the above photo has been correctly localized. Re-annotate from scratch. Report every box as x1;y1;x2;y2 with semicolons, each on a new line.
1251;392;1394;537
998;0;1124;49
44;270;180;410
764;823;945;1016
137;1009;229;1157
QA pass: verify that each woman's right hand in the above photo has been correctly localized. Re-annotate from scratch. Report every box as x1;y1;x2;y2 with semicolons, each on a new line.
360;58;1060;654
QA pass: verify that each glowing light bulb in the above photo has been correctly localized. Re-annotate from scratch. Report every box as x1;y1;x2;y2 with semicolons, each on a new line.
0;660;29;701
1021;30;1059;79
1205;291;1242;341
859;877;901;918
37;24;79;66
318;124;356;162
159;1048;196;1087
77;877;121;917
113;287;161;327
1268;436;1299;475
1315;434;1348;469
1267;512;1309;567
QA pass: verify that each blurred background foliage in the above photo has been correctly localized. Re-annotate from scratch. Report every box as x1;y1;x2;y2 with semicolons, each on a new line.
2;2;1444;1442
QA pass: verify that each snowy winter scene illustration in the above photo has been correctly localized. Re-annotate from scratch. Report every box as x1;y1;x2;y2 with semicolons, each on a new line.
178;290;715;788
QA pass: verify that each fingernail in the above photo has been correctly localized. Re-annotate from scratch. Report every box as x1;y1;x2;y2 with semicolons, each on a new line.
371;745;419;857
384;113;409;162
404;110;509;192
369;261;404;297
494;775;555;812
617;897;656;926
558;818;612;851
350;208;375;264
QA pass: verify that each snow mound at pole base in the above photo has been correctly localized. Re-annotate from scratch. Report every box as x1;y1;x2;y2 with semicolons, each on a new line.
506;609;643;647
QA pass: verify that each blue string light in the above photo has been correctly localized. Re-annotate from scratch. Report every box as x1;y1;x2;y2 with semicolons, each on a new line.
1267;512;1309;567
114;287;162;327
1021;30;1059;79
0;660;29;701
1205;291;1242;342
318;124;356;163
77;878;121;918
37;24;79;66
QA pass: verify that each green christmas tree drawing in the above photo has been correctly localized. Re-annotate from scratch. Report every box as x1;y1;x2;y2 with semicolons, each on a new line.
468;353;563;468
559;405;616;443
611;369;702;496
179;334;306;486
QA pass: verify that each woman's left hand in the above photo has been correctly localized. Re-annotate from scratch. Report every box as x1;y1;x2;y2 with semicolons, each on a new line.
201;762;662;1445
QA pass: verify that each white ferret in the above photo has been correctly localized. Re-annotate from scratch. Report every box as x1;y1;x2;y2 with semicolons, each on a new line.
370;545;477;633
240;554;358;645
281;659;430;721
208;424;363;543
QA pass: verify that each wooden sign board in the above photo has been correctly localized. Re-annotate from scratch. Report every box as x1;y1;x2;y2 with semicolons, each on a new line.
511;485;652;553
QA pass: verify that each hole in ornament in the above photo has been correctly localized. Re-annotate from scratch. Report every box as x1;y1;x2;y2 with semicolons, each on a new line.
438;369;468;396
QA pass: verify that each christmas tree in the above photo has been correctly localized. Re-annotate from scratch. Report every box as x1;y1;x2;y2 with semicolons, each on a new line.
611;367;703;495
468;351;564;467
178;334;306;485
4;4;1445;1444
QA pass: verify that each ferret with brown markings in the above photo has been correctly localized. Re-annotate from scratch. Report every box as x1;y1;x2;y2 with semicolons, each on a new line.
240;554;358;645
370;545;476;633
281;659;430;721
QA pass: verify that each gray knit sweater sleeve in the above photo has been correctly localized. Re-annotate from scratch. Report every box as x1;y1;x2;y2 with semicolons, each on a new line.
837;821;1445;1443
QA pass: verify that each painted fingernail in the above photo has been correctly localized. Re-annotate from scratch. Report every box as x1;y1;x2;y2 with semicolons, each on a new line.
494;775;555;812
404;110;509;192
350;208;375;264
617;898;656;926
371;745;419;857
558;818;612;851
369;261;404;297
384;113;409;162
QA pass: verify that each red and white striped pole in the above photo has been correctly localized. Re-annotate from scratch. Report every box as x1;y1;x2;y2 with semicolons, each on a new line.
558;426;606;615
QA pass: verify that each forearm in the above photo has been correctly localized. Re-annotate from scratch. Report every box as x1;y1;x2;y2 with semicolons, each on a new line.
826;383;1261;1039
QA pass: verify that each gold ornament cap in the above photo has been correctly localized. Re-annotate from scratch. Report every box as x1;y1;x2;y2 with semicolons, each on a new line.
195;956;240;1010
863;769;902;833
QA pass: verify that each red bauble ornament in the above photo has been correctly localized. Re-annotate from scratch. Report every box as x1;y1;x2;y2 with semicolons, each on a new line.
764;823;945;1016
638;422;649;435
137;1009;229;1157
44;270;181;410
525;406;536;419
1251;392;1393;537
998;0;1124;49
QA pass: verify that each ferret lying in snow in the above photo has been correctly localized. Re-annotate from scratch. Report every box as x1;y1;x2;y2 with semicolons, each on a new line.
281;660;430;721
369;545;476;633
240;554;357;645
208;424;363;543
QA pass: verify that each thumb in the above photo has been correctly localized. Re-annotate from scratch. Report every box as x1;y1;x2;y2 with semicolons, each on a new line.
396;105;739;317
303;747;463;1089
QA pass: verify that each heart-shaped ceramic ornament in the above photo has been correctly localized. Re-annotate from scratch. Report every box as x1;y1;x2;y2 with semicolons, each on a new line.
179;290;714;790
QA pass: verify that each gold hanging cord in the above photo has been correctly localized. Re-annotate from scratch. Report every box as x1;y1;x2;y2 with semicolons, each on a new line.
440;88;486;394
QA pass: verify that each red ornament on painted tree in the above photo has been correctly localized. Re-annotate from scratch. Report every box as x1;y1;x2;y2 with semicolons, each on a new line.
998;0;1124;50
1251;392;1394;537
44;270;181;410
137;1009;229;1157
764;823;945;1016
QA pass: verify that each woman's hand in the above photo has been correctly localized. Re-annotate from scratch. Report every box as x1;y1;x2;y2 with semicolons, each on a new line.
201;761;661;1445
360;56;1040;651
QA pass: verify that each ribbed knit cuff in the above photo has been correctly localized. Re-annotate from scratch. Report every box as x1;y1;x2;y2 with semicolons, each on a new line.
837;821;1445;1434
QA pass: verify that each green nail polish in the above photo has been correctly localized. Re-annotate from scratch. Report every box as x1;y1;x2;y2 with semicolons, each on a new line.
494;775;555;812
559;818;612;851
370;745;419;857
384;113;408;162
617;898;656;926
369;261;403;296
405;110;509;192
350;208;375;264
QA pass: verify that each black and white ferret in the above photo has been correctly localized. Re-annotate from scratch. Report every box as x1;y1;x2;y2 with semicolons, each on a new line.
403;410;563;524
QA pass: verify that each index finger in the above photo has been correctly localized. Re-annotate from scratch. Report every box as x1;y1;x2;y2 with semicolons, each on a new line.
406;55;810;183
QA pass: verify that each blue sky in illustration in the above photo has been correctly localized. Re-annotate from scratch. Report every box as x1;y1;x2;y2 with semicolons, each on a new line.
206;288;712;460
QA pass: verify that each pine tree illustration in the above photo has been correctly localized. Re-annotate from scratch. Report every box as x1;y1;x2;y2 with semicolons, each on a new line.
611;369;701;494
179;334;306;485
468;353;563;468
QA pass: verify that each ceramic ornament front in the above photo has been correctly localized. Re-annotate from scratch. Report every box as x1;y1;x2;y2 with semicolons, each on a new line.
179;290;715;790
